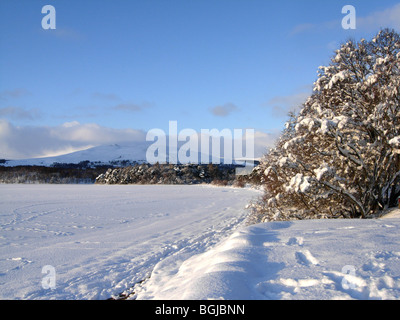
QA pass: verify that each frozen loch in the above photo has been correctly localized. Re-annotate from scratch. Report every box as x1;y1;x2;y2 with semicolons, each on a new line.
0;184;259;299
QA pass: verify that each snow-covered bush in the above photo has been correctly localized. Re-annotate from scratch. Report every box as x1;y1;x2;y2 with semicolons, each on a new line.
95;163;238;185
253;29;400;222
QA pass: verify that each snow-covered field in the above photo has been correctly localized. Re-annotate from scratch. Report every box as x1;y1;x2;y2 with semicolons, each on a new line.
0;184;259;299
1;184;400;300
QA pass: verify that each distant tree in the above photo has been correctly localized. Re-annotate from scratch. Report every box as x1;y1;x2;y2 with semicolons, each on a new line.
253;29;400;222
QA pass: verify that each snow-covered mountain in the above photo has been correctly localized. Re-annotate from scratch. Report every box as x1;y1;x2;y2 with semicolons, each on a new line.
1;142;152;167
1;139;258;167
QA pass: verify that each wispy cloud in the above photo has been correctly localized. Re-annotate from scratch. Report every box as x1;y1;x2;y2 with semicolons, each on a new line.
290;23;316;36
0;88;31;100
0;120;147;159
357;3;400;31
209;103;239;117
45;27;85;41
290;3;400;35
289;20;336;36
92;92;120;101
0;106;42;120
112;102;152;112
265;89;311;117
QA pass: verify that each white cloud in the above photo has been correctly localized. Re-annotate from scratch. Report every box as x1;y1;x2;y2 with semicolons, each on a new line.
265;90;310;117
62;121;80;128
290;23;315;36
253;130;279;158
0;106;42;120
0;88;31;100
0;120;146;159
92;92;120;101
113;103;150;112
357;3;400;31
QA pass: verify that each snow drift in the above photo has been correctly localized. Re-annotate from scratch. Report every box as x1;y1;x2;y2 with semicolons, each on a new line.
135;211;400;300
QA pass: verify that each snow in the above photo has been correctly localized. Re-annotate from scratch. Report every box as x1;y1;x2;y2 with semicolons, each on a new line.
389;136;400;154
285;173;311;193
0;184;260;299
375;56;389;66
326;70;349;89
1;184;400;300
1;143;152;167
136;211;400;300
366;74;378;86
314;164;331;181
278;157;289;167
295;117;315;132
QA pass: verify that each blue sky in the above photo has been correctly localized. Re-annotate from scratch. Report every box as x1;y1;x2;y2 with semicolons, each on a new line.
1;0;400;158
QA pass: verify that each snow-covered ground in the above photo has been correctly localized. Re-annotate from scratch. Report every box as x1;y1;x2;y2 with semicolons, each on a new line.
1;184;400;300
0;184;259;299
136;210;400;300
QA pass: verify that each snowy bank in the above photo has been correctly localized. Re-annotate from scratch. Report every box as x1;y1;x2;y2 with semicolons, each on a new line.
135;211;400;300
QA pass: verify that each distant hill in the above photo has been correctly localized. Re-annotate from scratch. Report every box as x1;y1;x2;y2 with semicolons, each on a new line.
1;142;153;167
1;139;258;168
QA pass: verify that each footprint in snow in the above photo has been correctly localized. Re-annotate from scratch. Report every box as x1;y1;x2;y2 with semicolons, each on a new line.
287;237;304;246
295;250;319;266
